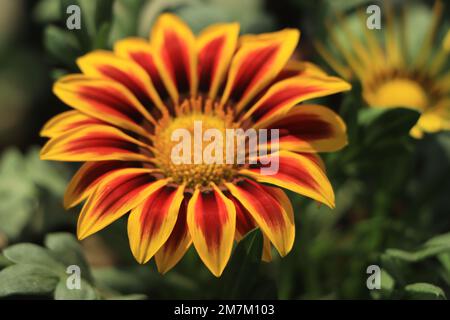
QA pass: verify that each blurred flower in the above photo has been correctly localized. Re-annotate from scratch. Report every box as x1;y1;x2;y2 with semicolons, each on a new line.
316;1;450;138
445;30;450;52
40;14;350;276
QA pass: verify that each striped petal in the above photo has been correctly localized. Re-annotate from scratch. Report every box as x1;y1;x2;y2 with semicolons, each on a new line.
40;110;103;138
40;125;151;162
275;60;328;82
54;75;155;136
77;168;169;240
127;185;185;264
221;29;300;113
187;184;236;277
225;180;294;257
64;161;140;209
242;75;351;128
150;14;197;102
114;38;169;102
155;198;191;274
228;194;255;241
239;150;335;208
265;104;348;153
197;23;239;99
77;51;166;116
262;233;273;262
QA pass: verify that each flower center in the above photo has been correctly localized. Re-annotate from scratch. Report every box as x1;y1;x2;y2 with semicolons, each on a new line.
153;98;237;188
364;77;430;111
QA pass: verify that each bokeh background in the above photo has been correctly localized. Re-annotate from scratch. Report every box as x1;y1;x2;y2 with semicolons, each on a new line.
0;0;449;299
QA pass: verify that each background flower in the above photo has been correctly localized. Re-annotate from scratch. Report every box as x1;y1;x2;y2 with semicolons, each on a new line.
316;0;450;138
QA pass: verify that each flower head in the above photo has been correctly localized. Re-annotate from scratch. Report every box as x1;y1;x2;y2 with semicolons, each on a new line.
40;14;350;276
316;1;450;138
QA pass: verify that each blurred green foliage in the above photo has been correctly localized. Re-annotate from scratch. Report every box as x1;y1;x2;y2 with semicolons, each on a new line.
0;0;449;300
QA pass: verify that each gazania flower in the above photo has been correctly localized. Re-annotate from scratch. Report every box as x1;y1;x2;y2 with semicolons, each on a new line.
40;14;350;276
316;1;450;138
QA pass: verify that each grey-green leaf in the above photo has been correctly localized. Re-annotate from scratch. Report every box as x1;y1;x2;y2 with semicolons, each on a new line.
404;283;447;300
44;232;93;281
0;264;59;297
54;279;98;300
3;243;64;274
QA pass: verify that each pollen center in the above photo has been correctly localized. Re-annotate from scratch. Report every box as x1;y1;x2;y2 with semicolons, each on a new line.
364;78;429;111
153;98;237;188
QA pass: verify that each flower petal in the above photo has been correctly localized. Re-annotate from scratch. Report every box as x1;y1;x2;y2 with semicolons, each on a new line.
225;179;294;256
262;233;272;262
187;184;236;277
40;110;103;138
40;124;152;162
64;161;140;209
242;75;351;128
128;185;185;264
445;30;450;52
265;104;348;152
77;168;169;240
228;194;255;241
197;23;239;99
239;150;335;208
150;13;197;102
53;75;156;136
221;29;300;113
114;38;170;101
155;198;192;274
275;60;329;82
77;51;166;117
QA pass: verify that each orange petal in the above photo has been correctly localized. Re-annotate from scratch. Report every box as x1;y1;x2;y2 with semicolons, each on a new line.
239;150;335;208
77;51;166;117
197;23;239;99
150;14;197;102
127;185;185;264
225;179;295;257
221;29;300;113
114;38;170;102
187;184;236;277
155;198;192;274
242;75;351;128
40;110;103;138
264;104;348;153
64;161;140;209
53;74;156;136
77;168;169;240
40;124;152;162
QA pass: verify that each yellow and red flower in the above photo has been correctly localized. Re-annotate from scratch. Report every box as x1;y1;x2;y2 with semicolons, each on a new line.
40;14;350;276
316;1;450;138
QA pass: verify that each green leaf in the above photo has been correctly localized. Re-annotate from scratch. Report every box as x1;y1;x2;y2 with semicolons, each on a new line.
385;232;450;263
44;233;93;282
404;283;446;300
0;264;59;297
54;279;98;300
44;25;81;68
371;269;395;300
360;107;421;144
3;243;64;274
219;229;275;299
107;294;147;300
33;0;61;23
109;0;146;44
